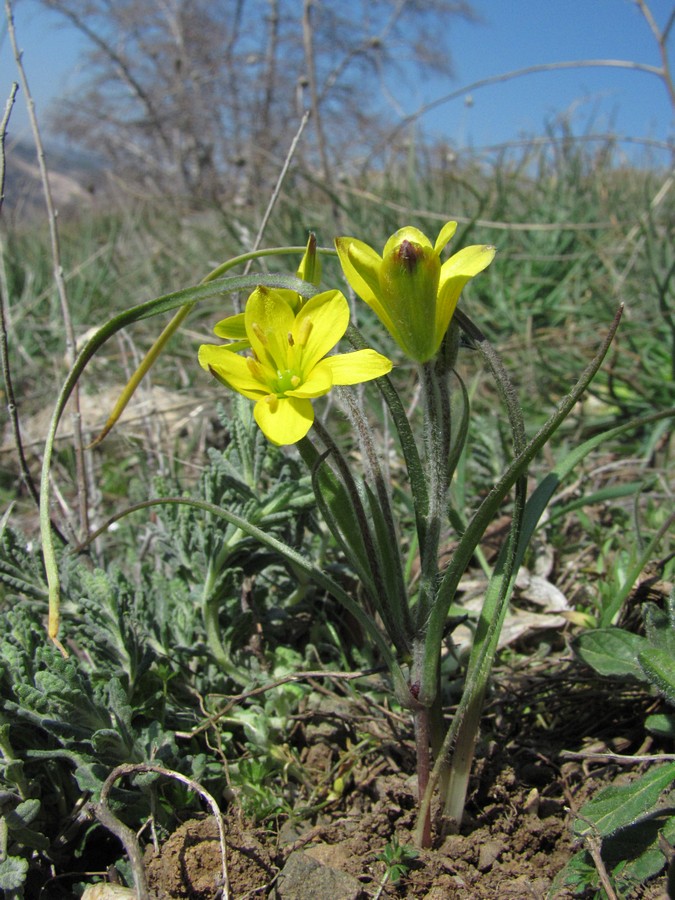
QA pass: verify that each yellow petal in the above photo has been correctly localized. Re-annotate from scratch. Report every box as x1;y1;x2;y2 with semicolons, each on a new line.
440;244;496;281
253;395;314;445
433;221;458;255
213;311;246;339
336;238;401;341
436;244;496;344
245;286;295;369
320;349;393;385
286;362;333;398
335;237;381;308
293;290;349;374
274;288;304;312
198;344;269;400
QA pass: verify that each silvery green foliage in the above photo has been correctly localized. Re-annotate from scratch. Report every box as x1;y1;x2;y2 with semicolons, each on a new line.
0;404;322;889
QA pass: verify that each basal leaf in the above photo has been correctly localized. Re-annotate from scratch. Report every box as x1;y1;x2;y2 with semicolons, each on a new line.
642;602;675;657
574;628;650;680
639;647;675;704
574;763;675;838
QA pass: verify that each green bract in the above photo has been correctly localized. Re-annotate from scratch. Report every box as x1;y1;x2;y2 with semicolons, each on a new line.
199;286;392;445
336;222;496;363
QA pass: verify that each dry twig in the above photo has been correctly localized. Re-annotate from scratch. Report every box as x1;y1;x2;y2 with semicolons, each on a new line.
4;0;90;539
91;763;230;900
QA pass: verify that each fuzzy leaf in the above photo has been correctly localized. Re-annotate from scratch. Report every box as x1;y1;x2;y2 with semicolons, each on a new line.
6;799;40;829
642;602;675;655
574;628;650;680
639;647;675;704
574;762;675;838
0;856;28;890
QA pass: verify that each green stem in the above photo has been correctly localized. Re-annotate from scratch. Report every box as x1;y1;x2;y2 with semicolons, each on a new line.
415;359;451;639
414;703;432;848
419;305;624;695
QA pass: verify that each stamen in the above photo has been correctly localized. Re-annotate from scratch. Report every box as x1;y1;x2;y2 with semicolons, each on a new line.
297;318;313;346
264;394;279;412
287;332;295;346
247;357;262;379
251;322;268;345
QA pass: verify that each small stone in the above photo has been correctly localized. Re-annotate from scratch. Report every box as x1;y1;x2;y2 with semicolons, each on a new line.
523;786;540;816
275;850;362;900
478;839;504;871
81;887;136;900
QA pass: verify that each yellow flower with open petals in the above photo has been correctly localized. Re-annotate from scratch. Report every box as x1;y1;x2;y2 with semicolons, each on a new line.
335;223;495;363
199;287;392;445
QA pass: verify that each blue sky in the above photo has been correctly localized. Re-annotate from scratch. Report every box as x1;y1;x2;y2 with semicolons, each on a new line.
1;0;673;163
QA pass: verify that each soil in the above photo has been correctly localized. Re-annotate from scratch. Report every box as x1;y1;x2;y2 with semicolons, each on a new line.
139;660;672;899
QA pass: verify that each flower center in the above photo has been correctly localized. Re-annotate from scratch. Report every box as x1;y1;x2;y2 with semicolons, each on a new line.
274;368;301;395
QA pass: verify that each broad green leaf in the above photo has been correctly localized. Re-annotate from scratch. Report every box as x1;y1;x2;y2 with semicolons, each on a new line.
639;647;675;704
603;810;675;887
574;762;675;838
574;628;650;680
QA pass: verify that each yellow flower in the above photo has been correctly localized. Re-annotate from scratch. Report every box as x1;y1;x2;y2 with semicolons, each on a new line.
199;286;392;445
335;222;495;363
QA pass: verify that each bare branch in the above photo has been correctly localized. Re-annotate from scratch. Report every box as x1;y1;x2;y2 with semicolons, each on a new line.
4;0;90;539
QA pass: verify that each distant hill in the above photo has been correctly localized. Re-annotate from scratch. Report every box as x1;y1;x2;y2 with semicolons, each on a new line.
1;138;105;221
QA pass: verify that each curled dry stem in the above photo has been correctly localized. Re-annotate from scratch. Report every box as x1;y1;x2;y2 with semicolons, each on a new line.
91;763;230;900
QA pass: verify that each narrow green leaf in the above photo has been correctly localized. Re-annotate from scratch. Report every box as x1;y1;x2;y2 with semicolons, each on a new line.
364;483;411;654
428;307;627;659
